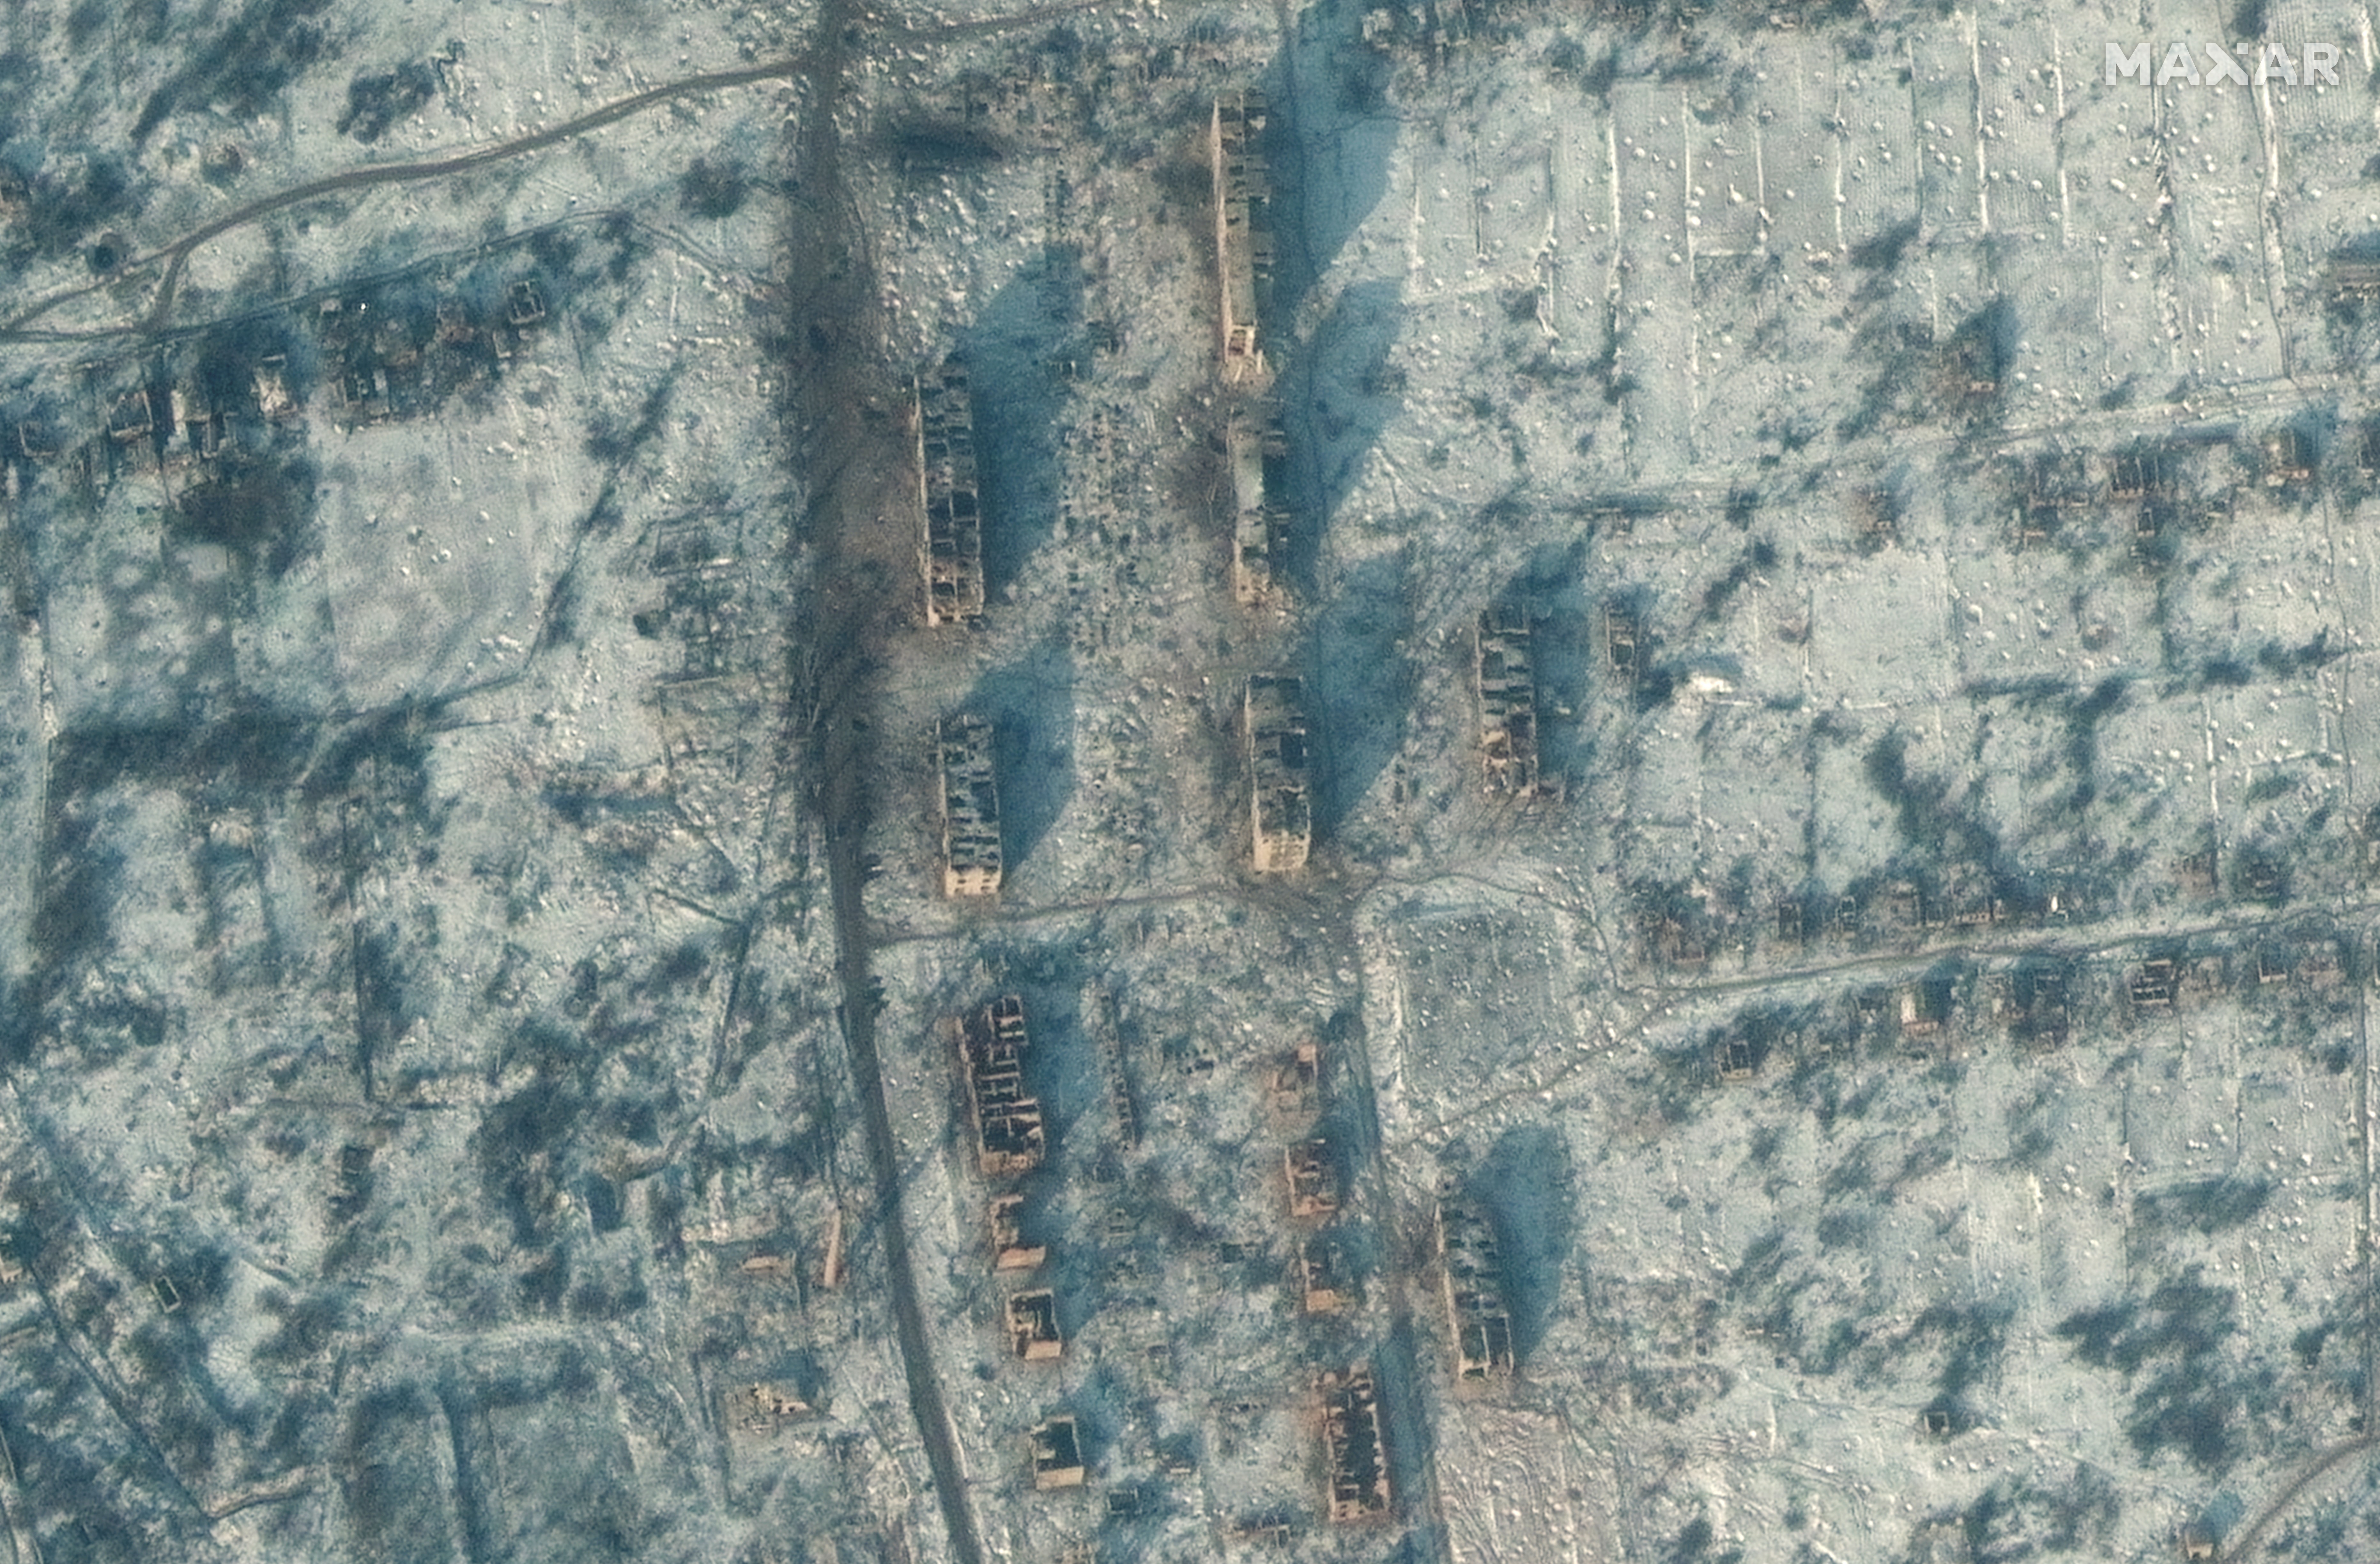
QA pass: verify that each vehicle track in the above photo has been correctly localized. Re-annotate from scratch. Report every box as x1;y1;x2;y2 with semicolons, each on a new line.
780;10;986;1564
0;54;816;342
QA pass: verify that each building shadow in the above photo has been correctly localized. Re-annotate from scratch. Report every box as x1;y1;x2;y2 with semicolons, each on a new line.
1254;14;1403;594
964;247;1084;598
1260;11;1397;304
1306;543;1411;838
958;641;1076;880
1278;275;1407;597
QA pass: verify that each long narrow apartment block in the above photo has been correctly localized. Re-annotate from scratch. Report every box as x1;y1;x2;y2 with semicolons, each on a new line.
1437;1195;1515;1381
936;714;1002;897
916;363;985;627
1245;673;1312;872
1319;1366;1392;1522
1474;607;1543;799
958;995;1044;1177
1227;403;1291;605
1212;91;1273;382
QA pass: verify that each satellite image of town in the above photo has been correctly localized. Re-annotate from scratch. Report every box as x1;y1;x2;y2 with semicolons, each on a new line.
0;0;2377;1560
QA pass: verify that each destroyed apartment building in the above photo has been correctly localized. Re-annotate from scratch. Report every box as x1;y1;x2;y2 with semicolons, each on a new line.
1475;606;1546;799
936;715;1003;898
1246;673;1312;872
1319;1367;1393;1523
1227;402;1291;605
1436;1195;1515;1382
1212;90;1274;382
916;363;986;627
957;996;1045;1177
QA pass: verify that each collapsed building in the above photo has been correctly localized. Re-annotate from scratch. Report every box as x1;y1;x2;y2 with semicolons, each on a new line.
1474;607;1545;799
105;387;153;447
1298;1238;1347;1314
1437;1196;1515;1382
2129;957;2178;1009
1006;1289;1064;1362
1268;1040;1320;1123
2327;255;2380;297
1029;1415;1086;1490
2106;447;2173;500
2011;964;2071;1047
1285;1137;1338;1218
1211;90;1273;382
2260;427;2314;486
1226;403;1291;605
1602;603;1639;677
915;363;985;627
170;385;228;465
1245;674;1311;872
1081;985;1139;1148
936;715;1003;897
957;996;1044;1177
989;1194;1046;1272
253;356;298;421
2011;455;2090;546
1318;1367;1392;1522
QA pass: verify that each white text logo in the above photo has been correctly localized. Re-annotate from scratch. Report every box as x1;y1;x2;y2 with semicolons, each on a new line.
2104;41;2342;86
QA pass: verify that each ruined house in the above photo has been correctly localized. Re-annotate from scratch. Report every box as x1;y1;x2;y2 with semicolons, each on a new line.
1246;673;1311;872
738;1382;814;1434
1227;402;1291;604
339;362;393;426
936;714;1003;898
2107;447;2172;500
958;996;1045;1177
1211;91;1273;382
2326;256;2380;297
1474;606;1544;799
1319;1367;1392;1522
105;387;152;446
2129;957;2178;1009
170;386;226;465
916;363;985;627
1436;1197;1514;1381
2013;454;2089;545
507;278;547;327
253;356;298;421
1006;1289;1063;1361
1602;603;1639;677
2261;427;2313;487
2011;964;2070;1047
990;1194;1046;1273
1299;1238;1347;1314
1285;1138;1338;1218
1268;1040;1320;1123
1030;1416;1086;1490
